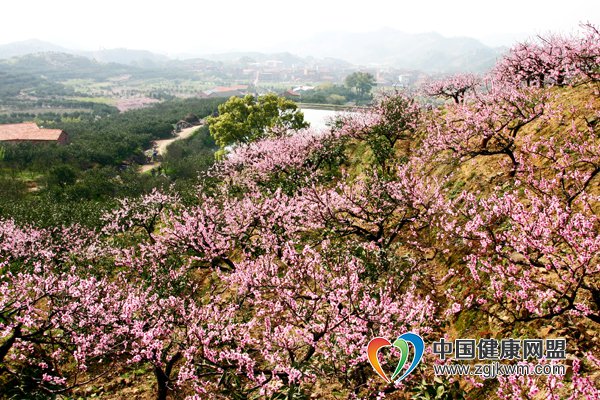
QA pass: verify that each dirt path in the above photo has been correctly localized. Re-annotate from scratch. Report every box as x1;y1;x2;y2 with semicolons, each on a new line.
139;125;202;173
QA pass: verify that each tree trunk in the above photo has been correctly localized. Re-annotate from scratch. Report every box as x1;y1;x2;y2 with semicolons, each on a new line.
153;353;182;400
154;367;169;400
0;325;21;364
505;149;519;177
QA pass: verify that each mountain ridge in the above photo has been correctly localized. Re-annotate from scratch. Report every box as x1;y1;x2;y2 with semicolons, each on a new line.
0;29;506;73
271;28;506;72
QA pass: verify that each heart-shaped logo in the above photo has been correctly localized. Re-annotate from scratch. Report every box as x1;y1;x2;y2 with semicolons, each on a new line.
367;332;424;383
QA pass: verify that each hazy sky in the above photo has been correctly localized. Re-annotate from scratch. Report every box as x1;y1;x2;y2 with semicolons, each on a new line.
1;0;598;54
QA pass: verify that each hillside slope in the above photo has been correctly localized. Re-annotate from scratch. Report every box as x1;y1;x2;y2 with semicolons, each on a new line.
0;26;598;400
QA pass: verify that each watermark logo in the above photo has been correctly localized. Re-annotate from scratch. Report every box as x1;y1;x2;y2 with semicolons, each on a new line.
367;335;566;382
367;332;424;383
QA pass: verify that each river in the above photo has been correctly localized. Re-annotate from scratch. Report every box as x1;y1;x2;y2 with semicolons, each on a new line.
301;108;344;131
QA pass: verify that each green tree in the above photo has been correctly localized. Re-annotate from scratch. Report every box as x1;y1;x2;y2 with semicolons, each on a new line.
344;72;376;99
47;165;77;189
206;94;308;154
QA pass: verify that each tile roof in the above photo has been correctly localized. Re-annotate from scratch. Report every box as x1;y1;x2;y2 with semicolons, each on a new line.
0;123;64;141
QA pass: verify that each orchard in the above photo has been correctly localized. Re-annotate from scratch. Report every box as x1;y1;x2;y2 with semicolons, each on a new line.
1;24;599;399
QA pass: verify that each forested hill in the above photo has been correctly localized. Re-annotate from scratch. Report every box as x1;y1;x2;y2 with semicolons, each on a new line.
0;52;136;79
0;25;598;399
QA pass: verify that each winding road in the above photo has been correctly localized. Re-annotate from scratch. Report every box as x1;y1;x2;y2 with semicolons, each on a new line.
139;125;202;173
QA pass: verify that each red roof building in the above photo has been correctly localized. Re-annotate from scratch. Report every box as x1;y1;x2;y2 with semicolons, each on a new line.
282;89;301;99
0;123;68;144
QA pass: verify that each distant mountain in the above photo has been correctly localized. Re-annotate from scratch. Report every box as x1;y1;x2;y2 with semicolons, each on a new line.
0;40;170;68
82;48;170;67
0;32;505;74
0;39;70;59
274;29;505;73
0;52;137;80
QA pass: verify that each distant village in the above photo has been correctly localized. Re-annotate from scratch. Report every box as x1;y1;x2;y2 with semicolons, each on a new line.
191;56;420;82
188;57;424;99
